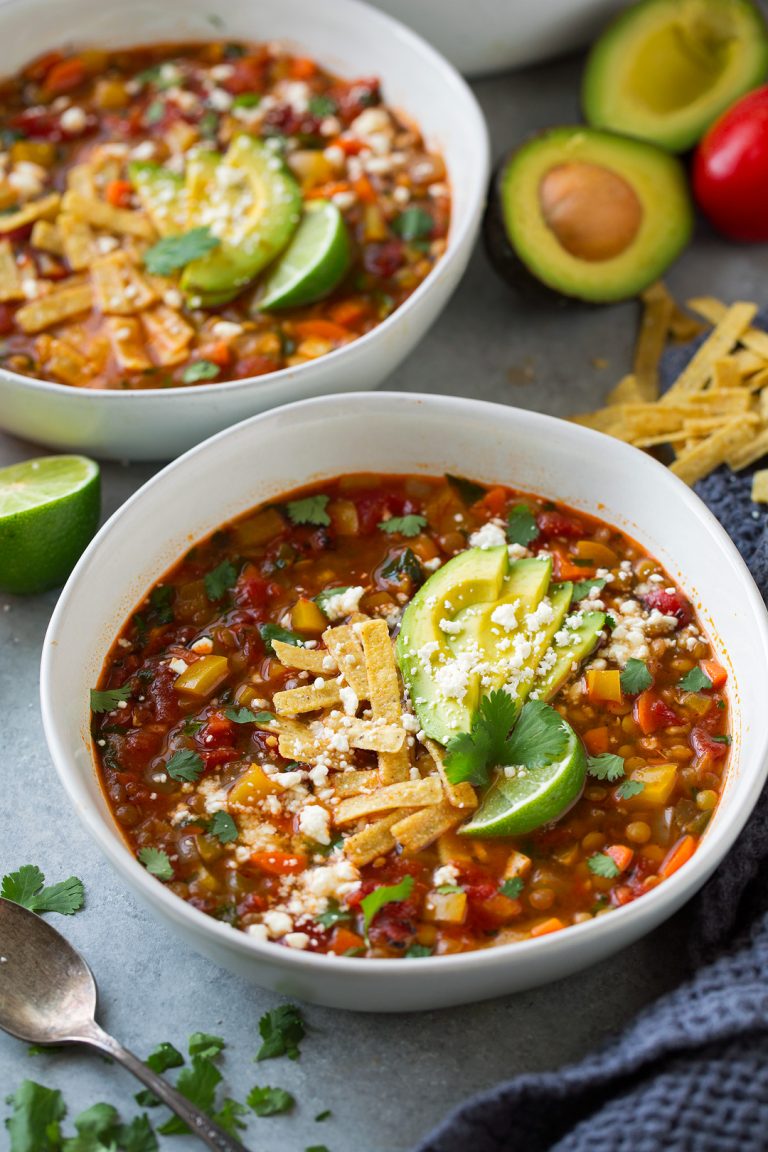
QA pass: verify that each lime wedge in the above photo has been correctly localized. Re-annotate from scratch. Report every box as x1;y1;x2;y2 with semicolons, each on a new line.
259;199;351;310
0;455;100;594
461;725;587;837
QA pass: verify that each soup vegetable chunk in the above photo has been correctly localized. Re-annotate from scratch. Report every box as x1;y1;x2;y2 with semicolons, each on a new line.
0;43;449;389
92;475;730;958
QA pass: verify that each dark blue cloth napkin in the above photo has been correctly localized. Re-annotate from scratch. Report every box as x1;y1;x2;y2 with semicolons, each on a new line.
417;319;768;1152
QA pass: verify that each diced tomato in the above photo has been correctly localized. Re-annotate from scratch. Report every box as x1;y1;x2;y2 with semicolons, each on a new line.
642;587;692;626
352;490;408;535
363;240;404;278
105;179;133;208
10;108;66;141
119;726;164;772
262;102;323;139
292;319;353;343
43;56;88;96
472;893;522;928
634;689;679;735
196;341;233;368
610;885;635;907
144;666;182;725
328;297;371;329
235;574;273;610
219;54;268;95
23;50;64;83
535;510;584;540
289;56;317;80
248;850;308;876
691;726;729;760
200;747;237;769
0;304;15;336
198;714;235;748
328;926;365;955
328;77;381;122
235;355;279;379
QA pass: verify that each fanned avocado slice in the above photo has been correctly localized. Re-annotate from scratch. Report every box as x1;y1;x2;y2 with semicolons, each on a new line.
128;162;185;236
531;608;606;702
454;556;552;655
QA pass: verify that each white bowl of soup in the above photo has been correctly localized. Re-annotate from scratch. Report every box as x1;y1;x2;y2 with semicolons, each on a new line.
0;0;487;461
40;392;768;1011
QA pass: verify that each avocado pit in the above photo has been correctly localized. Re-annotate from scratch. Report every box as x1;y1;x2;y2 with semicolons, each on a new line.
538;162;643;262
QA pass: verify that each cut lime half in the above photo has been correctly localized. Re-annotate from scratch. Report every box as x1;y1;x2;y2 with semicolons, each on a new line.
0;455;100;595
461;726;587;837
259;199;351;310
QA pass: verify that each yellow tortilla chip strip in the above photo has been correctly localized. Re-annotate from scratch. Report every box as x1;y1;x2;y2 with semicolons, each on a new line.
727;425;768;471
606;374;643;406
632;429;692;449
343;811;405;867
425;740;478;810
0;193;60;234
62;190;156;240
688;296;768;360
324;716;405;753
271;639;337;675
333;776;442;826
35;333;94;386
67;163;97;196
711;358;743;390
684;414;759;437
731;349;767;378
92;251;157;315
141;305;194;366
392;801;466;853
671;421;754;485
0;240;23;302
273;679;342;716
15;282;93;334
357;617;411;785
633;282;674;401
334;769;380;798
662;301;757;403
30;219;63;256
322;624;369;698
105;315;152;372
58;212;100;272
751;470;768;503
748;368;768;394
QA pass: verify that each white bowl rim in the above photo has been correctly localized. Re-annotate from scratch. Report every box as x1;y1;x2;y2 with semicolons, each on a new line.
0;0;489;402
40;390;768;979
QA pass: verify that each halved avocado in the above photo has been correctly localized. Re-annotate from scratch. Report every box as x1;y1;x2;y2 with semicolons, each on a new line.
485;126;693;304
583;0;768;153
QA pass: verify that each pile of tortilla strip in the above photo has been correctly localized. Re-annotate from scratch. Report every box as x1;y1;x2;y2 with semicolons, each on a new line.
572;286;768;503
253;617;478;868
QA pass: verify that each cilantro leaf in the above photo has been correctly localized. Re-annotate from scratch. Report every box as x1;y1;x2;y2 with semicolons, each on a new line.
679;666;713;692
711;734;732;745
605;613;617;630
90;685;132;713
360;875;414;938
503;700;570;770
499;877;524;899
211;1099;247;1136
315;1110;332;1122
117;1114;158;1152
506;504;539;547
232;92;261;109
207;812;238;845
224;706;275;724
616;779;645;800
392;206;433;241
146;1042;184;1075
620;658;653;695
286;495;330;526
138;847;174;881
315;586;352;615
587;753;625;782
436;884;463;894
306;1145;331;1152
5;1080;66;1152
307;94;337;118
158;1056;221;1135
143;227;219;276
315;901;352;930
1;865;84;916
165;749;204;783
247;1085;295;1116
182;360;220;384
380;548;424;586
188;1032;226;1059
445;473;487;505
588;853;620;878
148;585;174;624
378;514;427;537
405;943;433;958
444;690;519;787
256;1004;306;1061
571;577;606;601
204;560;238;602
259;623;303;653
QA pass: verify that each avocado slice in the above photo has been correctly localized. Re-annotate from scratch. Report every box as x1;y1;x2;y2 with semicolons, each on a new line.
583;0;768;153
454;557;552;655
485;126;693;304
128;162;185;236
531;608;606;702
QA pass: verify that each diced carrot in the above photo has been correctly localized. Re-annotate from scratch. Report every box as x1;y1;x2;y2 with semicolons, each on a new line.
583;726;609;756
700;659;727;689
353;174;377;204
659;835;696;879
477;894;522;924
554;552;594;581
635;689;678;736
290;56;317;80
43;56;87;95
335;137;366;155
612;885;634;906
530;917;564;938
293;319;353;343
105;179;133;208
25;51;64;83
605;844;634;873
586;669;623;704
304;181;352;200
329;926;365;955
477;486;508;516
197;340;233;368
575;539;618;567
247;850;308;876
328;298;370;328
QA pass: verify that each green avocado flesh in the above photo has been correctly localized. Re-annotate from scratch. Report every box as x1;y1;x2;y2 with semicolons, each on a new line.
129;136;302;306
395;546;605;745
493;126;693;303
583;0;768;152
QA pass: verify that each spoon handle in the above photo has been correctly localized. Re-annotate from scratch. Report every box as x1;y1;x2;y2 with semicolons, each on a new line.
78;1023;250;1152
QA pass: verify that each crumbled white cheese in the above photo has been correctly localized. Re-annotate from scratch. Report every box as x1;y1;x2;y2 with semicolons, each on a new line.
469;522;506;549
284;932;310;950
322;586;365;621
246;923;269;941
433;864;459;887
211;319;243;340
339;685;358;715
439;617;463;635
491;602;519;631
263;910;293;938
60;106;87;134
298;804;331;845
168;658;188;675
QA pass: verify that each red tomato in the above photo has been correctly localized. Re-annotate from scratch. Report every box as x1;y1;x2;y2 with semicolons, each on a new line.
693;85;768;242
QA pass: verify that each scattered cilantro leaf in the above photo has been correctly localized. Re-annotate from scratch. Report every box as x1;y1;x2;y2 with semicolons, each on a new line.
143;227;219;276
605;613;617;630
306;1145;331;1152
499;877;524;899
146;1041;184;1076
286;495;330;526
405;942;433;958
588;853;620;878
307;94;337;118
90;685;132;713
315;1110;332;1122
4;1080;66;1152
247;1085;295;1116
620;659;653;695
392;206;433;241
616;779;645;800
148;585;174;624
138;847;174;881
212;1099;247;1135
1;865;84;916
259;623;303;653
711;734;732;745
114;1113;157;1152
204;559;238;601
165;749;204;783
360;875;414;939
256;1004;306;1062
207;811;238;845
182;359;220;384
145;99;165;124
315;901;352;930
232;92;261;109
378;514;427;537
506;504;540;547
224;705;274;724
158;1056;221;1135
679;667;712;692
314;586;352;615
587;753;625;782
380;548;424;586
188;1032;226;1059
436;884;463;895
444;690;519;787
445;473;486;505
503;700;570;770
571;577;606;601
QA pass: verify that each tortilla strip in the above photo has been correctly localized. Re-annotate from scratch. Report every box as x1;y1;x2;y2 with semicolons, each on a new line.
357;616;411;784
748;368;768;394
343;811;406;867
272;639;337;675
141;305;194;366
711;358;743;390
67;163;97;196
425;740;478;810
15;282;93;334
688;296;768;361
333;776;442;826
684;414;760;437
57;212;100;272
732;349;767;378
104;315;151;372
634;282;674;401
62;189;156;240
752;470;768;503
92;250;157;315
727;425;768;471
661;302;757;403
35;333;94;386
30;219;63;256
322;624;369;698
324;716;406;753
0;192;60;234
333;769;380;798
671;420;754;485
273;679;343;716
632;429;693;449
605;373;643;406
0;240;23;302
392;801;466;853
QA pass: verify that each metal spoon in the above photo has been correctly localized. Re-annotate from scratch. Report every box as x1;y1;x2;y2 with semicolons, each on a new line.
0;898;250;1151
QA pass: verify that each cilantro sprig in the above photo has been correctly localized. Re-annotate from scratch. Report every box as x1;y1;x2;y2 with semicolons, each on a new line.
286;495;330;527
165;749;204;783
588;853;620;879
620;658;653;695
380;548;423;586
204;559;238;602
586;753;625;782
378;514;427;537
1;865;84;916
506;504;540;547
90;685;132;713
143;226;219;276
360;875;414;939
256;1004;306;1061
499;877;524;899
571;576;606;602
206;811;238;845
224;706;274;724
445;696;570;790
138;847;174;881
182;359;220;384
247;1085;295;1116
259;623;303;653
679;666;713;692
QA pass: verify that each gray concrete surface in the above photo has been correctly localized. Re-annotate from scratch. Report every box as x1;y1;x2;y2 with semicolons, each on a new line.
1;48;765;1151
